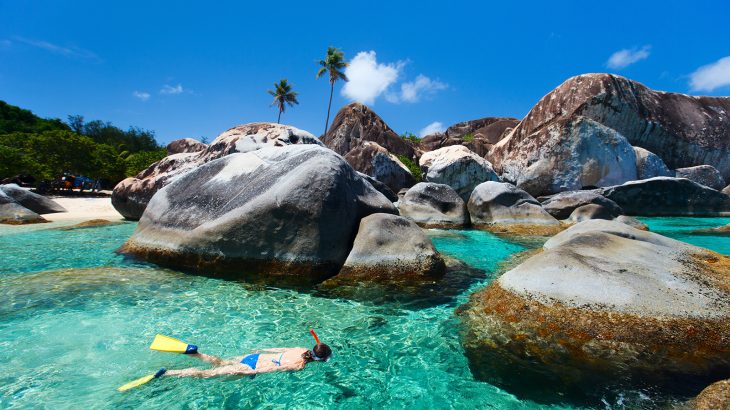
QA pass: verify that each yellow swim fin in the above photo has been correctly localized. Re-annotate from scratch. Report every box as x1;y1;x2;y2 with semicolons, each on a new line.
117;368;167;392
149;334;198;354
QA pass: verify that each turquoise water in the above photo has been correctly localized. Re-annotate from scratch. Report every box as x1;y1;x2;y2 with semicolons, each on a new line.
0;218;728;409
638;217;730;255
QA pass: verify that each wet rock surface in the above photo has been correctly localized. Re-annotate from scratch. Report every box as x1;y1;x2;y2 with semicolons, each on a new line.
120;145;396;285
459;220;730;404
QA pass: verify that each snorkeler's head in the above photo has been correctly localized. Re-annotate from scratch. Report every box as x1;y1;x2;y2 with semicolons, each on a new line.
308;329;332;362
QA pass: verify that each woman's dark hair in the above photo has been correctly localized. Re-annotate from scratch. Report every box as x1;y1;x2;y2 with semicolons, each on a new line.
303;343;332;362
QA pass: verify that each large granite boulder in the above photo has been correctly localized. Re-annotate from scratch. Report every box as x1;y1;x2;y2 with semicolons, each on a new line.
0;184;66;214
337;213;446;279
634;146;672;179
321;102;415;159
491;73;730;183
459;220;730;403
420;117;519;156
541;190;622;220
399;182;468;228
692;379;730;410
724;185;730;195
467;181;560;234
0;189;46;224
166;138;208;155
491;116;638;196
675;165;726;191
567;204;615;223
120;145;396;285
599;177;730;216
357;172;398;202
344;141;415;193
420;145;500;200
112;123;322;220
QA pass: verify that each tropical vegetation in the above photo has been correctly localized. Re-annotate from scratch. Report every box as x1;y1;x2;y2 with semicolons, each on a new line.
0;101;165;187
316;46;348;136
267;79;299;124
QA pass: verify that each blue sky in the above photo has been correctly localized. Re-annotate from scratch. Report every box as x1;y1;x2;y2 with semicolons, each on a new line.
1;0;729;144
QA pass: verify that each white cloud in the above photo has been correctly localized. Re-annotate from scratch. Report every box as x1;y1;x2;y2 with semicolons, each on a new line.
341;51;403;105
11;36;99;61
606;45;651;69
419;121;445;137
160;84;184;95
133;91;151;101
398;75;447;103
689;56;730;92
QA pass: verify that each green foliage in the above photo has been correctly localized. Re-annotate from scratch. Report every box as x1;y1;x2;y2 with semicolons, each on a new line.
316;47;348;83
268;79;299;122
0;101;164;185
396;155;423;182
124;149;167;177
462;133;475;143
400;132;420;145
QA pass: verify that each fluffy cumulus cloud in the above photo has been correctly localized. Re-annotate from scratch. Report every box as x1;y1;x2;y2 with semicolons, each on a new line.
689;56;730;92
132;91;151;101
419;121;445;137
396;75;447;103
341;51;402;105
160;84;184;95
606;45;651;69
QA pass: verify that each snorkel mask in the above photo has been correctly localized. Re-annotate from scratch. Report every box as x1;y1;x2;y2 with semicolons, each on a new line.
309;328;330;362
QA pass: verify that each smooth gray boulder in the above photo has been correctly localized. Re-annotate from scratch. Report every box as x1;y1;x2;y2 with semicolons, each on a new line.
357;172;398;202
674;165;726;190
112;123;322;220
541;190;622;220
420;145;500;200
338;213;446;279
724;184;730;195
467;181;560;234
0;190;46;224
459;220;730;402
615;215;649;230
492;116;638;196
634;146;672;179
600;177;730;216
0;184;66;214
345;141;415;193
399;182;468;228
567;204;615;223
120;145;396;285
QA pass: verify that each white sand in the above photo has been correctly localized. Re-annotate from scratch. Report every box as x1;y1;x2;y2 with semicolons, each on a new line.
43;197;125;222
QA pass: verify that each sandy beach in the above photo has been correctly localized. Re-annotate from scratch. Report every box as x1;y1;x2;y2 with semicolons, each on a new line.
43;196;125;222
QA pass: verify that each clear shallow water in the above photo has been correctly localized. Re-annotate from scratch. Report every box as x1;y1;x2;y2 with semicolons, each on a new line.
638;217;730;255
0;219;728;409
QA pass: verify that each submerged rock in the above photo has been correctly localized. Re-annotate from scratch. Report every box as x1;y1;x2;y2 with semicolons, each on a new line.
112;123;322;220
675;165;726;191
338;213;446;279
459;220;730;403
541;190;622;220
600;177;730;216
120;145;396;285
691;224;730;237
345;141;415;193
0;184;66;214
467;181;561;235
634;146;672;179
58;219;123;230
420;145;500;200
691;379;730;410
399;182;468;228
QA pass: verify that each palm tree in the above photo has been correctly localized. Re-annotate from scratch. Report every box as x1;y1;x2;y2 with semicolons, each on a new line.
316;47;348;135
267;79;299;124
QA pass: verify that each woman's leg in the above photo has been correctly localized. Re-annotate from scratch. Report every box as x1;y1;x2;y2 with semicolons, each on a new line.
188;353;226;366
165;364;253;378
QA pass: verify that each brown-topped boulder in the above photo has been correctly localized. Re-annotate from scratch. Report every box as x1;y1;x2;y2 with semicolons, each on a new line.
599;177;730;216
112;123;322;220
344;141;415;193
675;165;726;191
321;102;415;159
419;117;519;156
459;220;730;403
691;379;730;410
491;73;730;185
166;138;208;155
120;145;396;285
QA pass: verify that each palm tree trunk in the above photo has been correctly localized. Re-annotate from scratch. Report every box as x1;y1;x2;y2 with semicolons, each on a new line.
277;110;282;124
324;81;334;136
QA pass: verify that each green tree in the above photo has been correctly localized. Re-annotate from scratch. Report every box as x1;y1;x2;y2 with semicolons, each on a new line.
267;79;299;124
316;46;348;136
124;149;167;177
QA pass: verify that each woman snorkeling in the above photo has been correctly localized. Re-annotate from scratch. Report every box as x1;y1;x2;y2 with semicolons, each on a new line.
118;329;332;391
